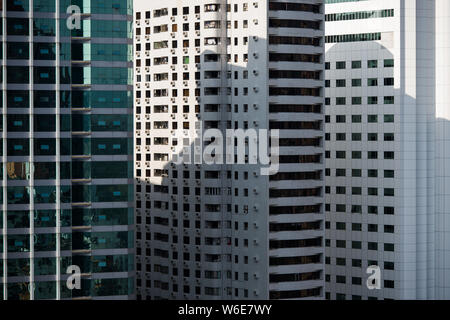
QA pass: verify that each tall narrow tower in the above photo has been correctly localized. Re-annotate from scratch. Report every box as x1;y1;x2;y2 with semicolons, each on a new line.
134;0;325;300
1;0;135;300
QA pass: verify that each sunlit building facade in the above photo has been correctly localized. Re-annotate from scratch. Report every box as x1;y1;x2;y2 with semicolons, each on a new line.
134;0;325;300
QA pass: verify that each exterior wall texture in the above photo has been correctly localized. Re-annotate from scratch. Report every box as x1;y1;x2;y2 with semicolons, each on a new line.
325;0;450;300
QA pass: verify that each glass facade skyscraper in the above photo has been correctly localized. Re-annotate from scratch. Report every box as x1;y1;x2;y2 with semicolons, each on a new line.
0;0;134;300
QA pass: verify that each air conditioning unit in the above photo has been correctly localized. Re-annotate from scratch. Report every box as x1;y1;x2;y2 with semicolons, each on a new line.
253;36;258;41
253;52;259;59
253;70;259;76
171;16;175;22
195;14;200;19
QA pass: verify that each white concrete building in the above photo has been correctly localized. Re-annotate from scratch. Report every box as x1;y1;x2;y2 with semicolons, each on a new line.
134;0;325;299
325;0;450;300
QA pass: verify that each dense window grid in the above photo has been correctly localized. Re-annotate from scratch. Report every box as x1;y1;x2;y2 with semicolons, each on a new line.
134;0;324;300
0;0;134;300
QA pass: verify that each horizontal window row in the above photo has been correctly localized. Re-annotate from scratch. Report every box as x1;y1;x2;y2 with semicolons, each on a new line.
326;239;395;251
325;150;395;160
3;114;130;132
325;32;381;43
0;231;133;254
327;222;395;233
326;96;395;105
137;3;250;19
1;208;133;229
326;59;394;69
326;275;395;288
0;184;133;205
5;18;132;38
2;138;132;156
325;169;395;178
325;77;394;87
7;0;132;15
325;257;394;271
325;204;395;215
326;132;395;142
325;186;395;196
3;161;132;180
325;114;394;123
326;9;394;22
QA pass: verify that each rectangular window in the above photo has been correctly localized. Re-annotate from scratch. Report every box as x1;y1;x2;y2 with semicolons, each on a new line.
384;96;395;104
384;59;394;67
351;60;361;69
368;60;378;68
336;97;346;105
352;97;362;105
336;61;346;69
352;79;361;87
384;78;394;86
368;96;378;104
368;78;378;86
336;79;346;87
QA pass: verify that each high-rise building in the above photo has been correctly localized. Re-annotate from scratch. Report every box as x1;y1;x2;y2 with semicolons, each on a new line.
325;0;450;300
1;0;135;300
134;0;325;300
